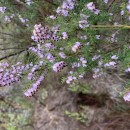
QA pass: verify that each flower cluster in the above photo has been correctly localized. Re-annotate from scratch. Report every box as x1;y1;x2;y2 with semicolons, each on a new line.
72;57;87;68
86;2;100;15
120;10;124;16
52;61;67;72
123;92;130;102
49;15;56;20
28;61;43;80
24;75;44;97
46;53;55;63
104;0;109;4
92;55;101;61
44;43;56;50
66;71;84;84
0;62;30;86
0;7;6;13
18;15;29;26
72;42;83;52
29;45;44;58
111;55;118;60
56;0;75;16
59;52;67;59
62;32;68;39
125;68;130;73
4;14;15;23
92;68;103;79
79;14;90;29
66;75;77;84
106;32;118;43
31;24;61;43
79;57;87;67
104;61;117;67
26;0;33;5
127;1;130;12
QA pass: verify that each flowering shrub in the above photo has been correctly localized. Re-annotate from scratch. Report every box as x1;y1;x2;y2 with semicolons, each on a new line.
1;0;130;101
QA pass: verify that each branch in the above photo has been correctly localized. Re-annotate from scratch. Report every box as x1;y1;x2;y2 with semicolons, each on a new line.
0;43;37;61
107;0;116;11
0;47;26;50
0;49;27;61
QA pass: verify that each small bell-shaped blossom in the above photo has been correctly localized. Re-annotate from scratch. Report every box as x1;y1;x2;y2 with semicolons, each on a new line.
44;43;55;50
111;55;118;60
120;10;124;15
86;2;95;10
79;20;89;29
127;4;130;12
62;32;68;39
72;62;81;68
92;55;101;61
59;52;67;59
46;53;55;63
29;46;44;58
95;35;100;39
80;57;87;67
104;61;116;67
66;76;77;84
86;2;100;15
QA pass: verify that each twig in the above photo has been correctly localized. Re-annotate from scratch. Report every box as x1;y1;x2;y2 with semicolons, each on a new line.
0;49;27;61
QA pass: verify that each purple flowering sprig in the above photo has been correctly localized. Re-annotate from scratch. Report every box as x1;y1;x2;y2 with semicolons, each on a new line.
31;24;61;43
24;74;44;97
56;0;76;17
0;62;31;86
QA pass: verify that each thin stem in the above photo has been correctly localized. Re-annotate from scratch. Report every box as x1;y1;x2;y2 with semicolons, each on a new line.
91;25;130;29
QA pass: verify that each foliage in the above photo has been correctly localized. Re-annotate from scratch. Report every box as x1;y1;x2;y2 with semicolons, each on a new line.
65;110;87;123
1;0;130;129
